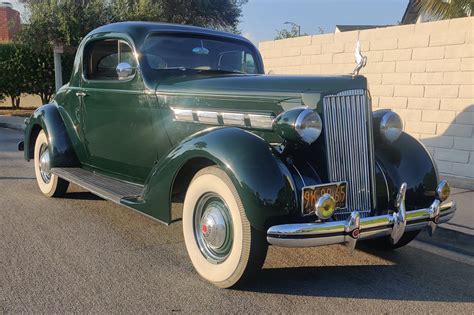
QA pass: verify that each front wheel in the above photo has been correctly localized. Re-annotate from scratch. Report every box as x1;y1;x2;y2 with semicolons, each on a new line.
34;130;69;197
182;166;268;288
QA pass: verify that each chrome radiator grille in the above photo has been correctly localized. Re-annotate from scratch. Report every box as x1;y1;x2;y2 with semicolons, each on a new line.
323;89;375;219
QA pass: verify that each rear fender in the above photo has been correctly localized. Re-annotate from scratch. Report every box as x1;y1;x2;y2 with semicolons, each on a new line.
24;104;79;167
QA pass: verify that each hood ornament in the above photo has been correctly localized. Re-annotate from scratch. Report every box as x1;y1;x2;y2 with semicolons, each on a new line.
352;40;367;77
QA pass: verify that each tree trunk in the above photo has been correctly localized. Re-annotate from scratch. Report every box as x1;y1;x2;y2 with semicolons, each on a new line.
40;93;51;104
10;96;16;110
11;96;20;109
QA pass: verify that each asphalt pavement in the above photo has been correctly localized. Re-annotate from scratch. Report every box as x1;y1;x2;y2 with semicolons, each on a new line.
1;127;473;313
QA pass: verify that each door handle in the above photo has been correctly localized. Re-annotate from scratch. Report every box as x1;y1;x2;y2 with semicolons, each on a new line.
76;91;88;97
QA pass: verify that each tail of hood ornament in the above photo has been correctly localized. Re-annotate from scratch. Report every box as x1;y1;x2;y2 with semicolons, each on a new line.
352;40;367;77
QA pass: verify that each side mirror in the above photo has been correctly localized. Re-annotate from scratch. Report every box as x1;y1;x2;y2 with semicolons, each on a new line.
116;62;134;80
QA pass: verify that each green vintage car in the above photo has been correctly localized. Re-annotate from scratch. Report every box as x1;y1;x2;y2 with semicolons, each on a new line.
21;22;456;288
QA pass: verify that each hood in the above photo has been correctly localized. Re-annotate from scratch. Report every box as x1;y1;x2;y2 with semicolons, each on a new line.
155;74;367;115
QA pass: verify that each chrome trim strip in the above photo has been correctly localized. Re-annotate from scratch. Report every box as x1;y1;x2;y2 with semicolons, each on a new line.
375;160;391;206
248;113;274;129
366;92;377;209
291;164;306;187
221;112;245;126
171;108;194;122
197;111;219;124
171;108;275;130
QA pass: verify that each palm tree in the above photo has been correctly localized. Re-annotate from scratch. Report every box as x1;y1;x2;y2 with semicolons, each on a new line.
415;0;473;19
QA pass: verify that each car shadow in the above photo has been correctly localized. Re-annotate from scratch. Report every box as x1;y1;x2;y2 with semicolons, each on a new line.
416;104;474;185
61;191;104;201
237;244;474;302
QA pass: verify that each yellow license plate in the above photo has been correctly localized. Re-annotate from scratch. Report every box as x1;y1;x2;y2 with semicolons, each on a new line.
302;182;347;216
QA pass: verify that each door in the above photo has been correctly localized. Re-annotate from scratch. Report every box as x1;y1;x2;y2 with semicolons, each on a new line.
80;38;156;183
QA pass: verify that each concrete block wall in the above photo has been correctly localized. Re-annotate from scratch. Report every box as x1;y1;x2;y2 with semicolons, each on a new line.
259;17;474;183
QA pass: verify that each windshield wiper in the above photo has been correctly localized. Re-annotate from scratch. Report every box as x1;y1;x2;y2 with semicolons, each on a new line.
161;67;188;71
158;68;245;75
196;69;245;74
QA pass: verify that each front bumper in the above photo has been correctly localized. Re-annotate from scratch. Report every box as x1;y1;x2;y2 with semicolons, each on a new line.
267;183;456;250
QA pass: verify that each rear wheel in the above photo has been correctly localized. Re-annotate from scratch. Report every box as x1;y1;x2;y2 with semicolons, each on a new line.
182;166;268;288
362;230;421;251
34;130;69;197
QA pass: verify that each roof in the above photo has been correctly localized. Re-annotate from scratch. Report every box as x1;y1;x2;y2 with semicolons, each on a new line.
401;0;421;24
335;25;391;32
86;21;251;48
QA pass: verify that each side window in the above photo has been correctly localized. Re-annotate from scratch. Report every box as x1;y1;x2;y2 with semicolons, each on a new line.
84;39;136;80
244;53;257;74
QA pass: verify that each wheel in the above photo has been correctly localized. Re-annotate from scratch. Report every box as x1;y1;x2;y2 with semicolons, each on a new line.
362;230;421;251
182;166;268;288
34;130;69;197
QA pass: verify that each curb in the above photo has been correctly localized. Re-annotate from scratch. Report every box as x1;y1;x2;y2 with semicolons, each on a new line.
0;122;25;131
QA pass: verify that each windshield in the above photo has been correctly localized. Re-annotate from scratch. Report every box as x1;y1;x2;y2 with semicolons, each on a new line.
141;35;262;74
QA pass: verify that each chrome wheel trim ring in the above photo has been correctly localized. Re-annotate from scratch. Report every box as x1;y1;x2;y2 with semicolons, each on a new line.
39;143;51;184
193;192;233;264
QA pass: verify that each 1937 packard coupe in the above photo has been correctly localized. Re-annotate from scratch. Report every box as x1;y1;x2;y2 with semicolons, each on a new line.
20;22;456;288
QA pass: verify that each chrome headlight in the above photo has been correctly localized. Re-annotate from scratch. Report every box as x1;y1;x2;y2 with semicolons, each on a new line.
380;111;403;143
273;108;322;145
295;109;323;144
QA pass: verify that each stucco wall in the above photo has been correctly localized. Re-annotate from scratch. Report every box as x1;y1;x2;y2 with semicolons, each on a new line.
259;17;474;183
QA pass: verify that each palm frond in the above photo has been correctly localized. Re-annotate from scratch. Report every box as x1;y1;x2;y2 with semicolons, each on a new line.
414;0;473;19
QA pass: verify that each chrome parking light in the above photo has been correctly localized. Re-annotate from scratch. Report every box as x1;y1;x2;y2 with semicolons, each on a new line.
436;180;450;202
315;194;336;220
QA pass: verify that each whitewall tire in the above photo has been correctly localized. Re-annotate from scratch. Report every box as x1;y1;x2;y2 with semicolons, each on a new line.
182;166;267;288
34;130;69;197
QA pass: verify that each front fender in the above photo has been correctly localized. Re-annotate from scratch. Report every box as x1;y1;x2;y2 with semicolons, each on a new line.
136;127;297;231
24;104;78;167
375;132;438;214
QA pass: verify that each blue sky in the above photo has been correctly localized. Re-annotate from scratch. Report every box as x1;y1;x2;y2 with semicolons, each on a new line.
240;0;409;43
10;0;409;44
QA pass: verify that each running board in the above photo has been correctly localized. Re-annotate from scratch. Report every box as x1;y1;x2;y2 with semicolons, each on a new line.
51;167;143;204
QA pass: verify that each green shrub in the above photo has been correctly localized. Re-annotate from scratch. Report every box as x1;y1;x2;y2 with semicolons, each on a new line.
0;43;72;108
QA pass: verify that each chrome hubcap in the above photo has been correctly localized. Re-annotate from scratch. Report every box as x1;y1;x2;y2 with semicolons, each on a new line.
194;193;233;264
39;144;51;183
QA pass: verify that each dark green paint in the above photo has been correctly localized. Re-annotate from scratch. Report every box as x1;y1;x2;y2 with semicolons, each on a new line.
273;108;307;143
123;127;296;229
24;103;79;167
